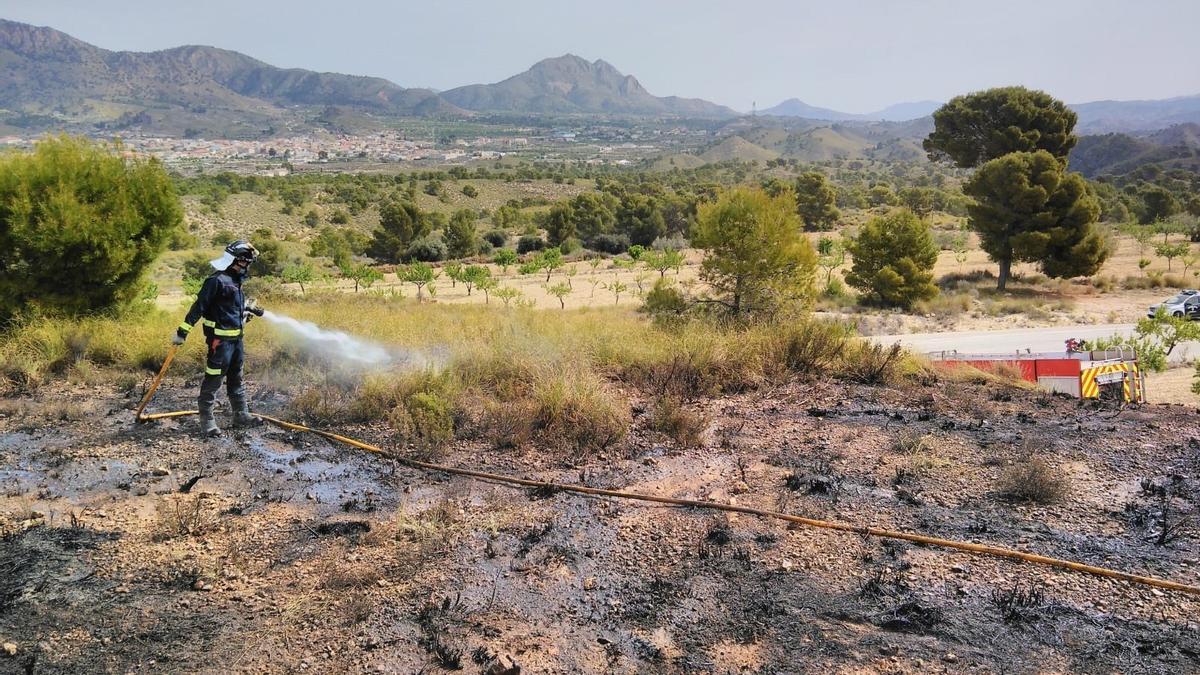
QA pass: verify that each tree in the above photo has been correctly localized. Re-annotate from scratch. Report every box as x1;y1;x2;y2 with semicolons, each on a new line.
1155;242;1190;271
461;265;490;296
476;275;498;304
607;280;628;305
461;184;478;198
616;194;666;247
924;86;1078;167
444;209;479;259
368;200;428;263
492;248;517;274
570;193;618;241
543;202;576;246
1140;186;1181;224
349;264;383;292
816;237;847;287
303;209;320;227
0;136;182;319
1094;309;1200;373
282;261;315;294
309;227;353;269
546;282;571;309
845;209;940;308
963;150;1106;290
643;249;685;277
538;248;564;282
691;187;817;315
400;262;435;300
495;286;521;307
794;171;840;231
899;187;936;218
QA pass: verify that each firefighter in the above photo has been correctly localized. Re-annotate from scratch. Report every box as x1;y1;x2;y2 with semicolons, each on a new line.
172;240;265;436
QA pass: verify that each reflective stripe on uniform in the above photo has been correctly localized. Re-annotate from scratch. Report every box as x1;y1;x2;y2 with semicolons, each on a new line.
213;327;242;337
178;322;192;333
205;366;224;376
202;318;216;327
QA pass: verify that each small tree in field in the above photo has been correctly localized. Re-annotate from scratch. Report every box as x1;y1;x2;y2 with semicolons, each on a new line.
493;249;517;274
643;249;685;278
350;264;383;292
495;286;521;307
400;262;435;300
691;187;817;315
845;209;939;309
461;265;490;296
444;261;463;287
476;275;498;304
283;261;316;294
607;280;629;305
816;237;846;287
1155;242;1190;271
546;282;571;308
538;248;564;282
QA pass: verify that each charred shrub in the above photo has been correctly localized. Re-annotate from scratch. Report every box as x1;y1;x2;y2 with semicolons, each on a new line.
648;396;707;448
996;457;1070;504
990;584;1046;624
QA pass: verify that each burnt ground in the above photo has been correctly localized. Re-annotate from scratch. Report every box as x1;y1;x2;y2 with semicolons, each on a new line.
0;374;1199;674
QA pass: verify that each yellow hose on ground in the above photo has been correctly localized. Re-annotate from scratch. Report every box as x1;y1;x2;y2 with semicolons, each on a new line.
134;351;1200;597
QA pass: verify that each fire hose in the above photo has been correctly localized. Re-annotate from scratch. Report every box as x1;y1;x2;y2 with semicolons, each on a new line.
134;348;1200;597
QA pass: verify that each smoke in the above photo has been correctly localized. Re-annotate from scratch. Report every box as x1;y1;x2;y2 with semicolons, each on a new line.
261;310;443;370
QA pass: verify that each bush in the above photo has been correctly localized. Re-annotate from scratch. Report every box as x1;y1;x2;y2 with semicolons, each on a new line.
997;457;1069;503
531;371;628;452
0;135;183;319
840;342;904;385
461;184;479;198
406;234;448;262
648;396;707;448
483;230;508;248
559;237;582;255
639;279;691;324
397;391;455;457
586;233;631;254
516;234;546;254
846;208;939;309
773;319;852;375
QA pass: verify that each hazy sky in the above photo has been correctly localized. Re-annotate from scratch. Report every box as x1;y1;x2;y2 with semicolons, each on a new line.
3;0;1198;113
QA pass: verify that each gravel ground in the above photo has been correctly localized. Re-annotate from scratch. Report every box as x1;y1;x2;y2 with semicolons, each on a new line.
1;373;1198;673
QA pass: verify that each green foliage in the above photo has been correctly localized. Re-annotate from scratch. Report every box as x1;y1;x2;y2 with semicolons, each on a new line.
254;236;286;277
303;209;320;227
543;202;575;245
309;226;354;269
794;171;841;231
537;248;564;282
1155;242;1190;271
282;261;316;294
643;248;685;277
460;265;490;296
483;230;508;248
348;264;382;292
406;234;447;262
492;248;518;273
368;199;429;263
964;150;1107;289
0;135;183;319
616;194;666;246
329;208;350;224
639;278;691;323
692;187;817;315
399;262;436;299
1140;186;1181;224
570;193;618;241
517;234;545;254
545;282;571;308
816;236;847;287
845;209;939;309
924;86;1078;167
167;228;199;251
461;184;479;198
444;209;479;259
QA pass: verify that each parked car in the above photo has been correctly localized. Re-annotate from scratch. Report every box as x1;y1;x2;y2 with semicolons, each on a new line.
1147;290;1200;319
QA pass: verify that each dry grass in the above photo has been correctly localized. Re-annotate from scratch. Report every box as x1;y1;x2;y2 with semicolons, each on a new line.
996;457;1070;504
648;396;708;448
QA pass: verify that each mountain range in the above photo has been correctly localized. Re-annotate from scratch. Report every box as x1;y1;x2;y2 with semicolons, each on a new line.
762;95;1200;133
1;18;1198;137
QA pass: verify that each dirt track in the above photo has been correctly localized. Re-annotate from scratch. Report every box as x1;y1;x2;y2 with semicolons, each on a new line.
1;373;1199;673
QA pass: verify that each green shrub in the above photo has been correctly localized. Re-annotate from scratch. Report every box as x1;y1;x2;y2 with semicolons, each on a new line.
516;235;545;254
406;234;448;262
846;208;939;309
0;135;183;319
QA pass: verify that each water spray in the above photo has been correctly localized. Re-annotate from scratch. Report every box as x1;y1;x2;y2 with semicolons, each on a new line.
258;310;445;371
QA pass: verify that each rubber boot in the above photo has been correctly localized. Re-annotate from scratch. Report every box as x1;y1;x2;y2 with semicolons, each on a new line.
199;407;221;437
230;399;263;427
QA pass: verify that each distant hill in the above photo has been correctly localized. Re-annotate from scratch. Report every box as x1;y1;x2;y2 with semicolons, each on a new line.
0;19;461;135
1072;95;1200;134
441;55;737;118
760;99;940;122
683;117;932;164
1069;123;1200;177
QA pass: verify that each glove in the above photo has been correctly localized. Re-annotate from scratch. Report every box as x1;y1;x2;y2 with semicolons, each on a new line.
172;332;186;346
242;311;254;325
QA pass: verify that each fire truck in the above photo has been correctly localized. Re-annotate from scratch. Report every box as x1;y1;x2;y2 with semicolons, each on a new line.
928;343;1146;403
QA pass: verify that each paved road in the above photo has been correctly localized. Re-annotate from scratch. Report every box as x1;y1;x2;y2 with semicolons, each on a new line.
871;324;1137;356
872;324;1200;364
